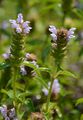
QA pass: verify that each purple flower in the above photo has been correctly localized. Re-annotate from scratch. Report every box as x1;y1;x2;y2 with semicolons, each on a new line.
22;21;30;28
9;20;18;29
2;53;10;60
5;117;10;120
42;88;49;96
20;66;27;75
42;79;60;96
25;53;30;58
49;25;57;42
9;13;32;34
16;26;22;33
0;105;7;118
67;28;76;40
49;25;57;34
17;13;23;24
0;105;17;120
49;25;76;41
52;79;60;94
42;82;50;96
23;27;32;34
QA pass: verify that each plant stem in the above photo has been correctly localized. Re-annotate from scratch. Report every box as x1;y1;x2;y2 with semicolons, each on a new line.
13;67;18;107
46;78;54;112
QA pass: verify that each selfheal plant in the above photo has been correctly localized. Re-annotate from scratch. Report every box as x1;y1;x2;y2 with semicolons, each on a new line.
49;25;76;70
45;25;76;113
9;13;32;66
9;13;32;108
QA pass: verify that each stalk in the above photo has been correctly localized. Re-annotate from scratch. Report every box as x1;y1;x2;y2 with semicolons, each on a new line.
46;78;54;111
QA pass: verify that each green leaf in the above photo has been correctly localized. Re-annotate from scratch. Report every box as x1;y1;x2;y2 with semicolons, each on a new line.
25;99;35;112
42;102;62;118
59;70;77;79
18;91;33;97
39;67;51;73
1;89;13;99
76;98;83;105
15;82;25;91
80;114;83;120
23;61;48;89
0;63;10;70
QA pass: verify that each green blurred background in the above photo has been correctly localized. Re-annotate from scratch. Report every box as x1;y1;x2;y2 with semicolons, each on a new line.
0;0;83;119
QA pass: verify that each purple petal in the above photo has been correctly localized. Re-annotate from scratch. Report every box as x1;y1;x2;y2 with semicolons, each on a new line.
9;20;18;28
5;117;10;120
52;79;60;94
23;27;32;34
49;25;57;34
17;13;23;24
2;53;10;59
16;27;22;33
9;108;15;118
22;21;30;28
51;33;57;41
20;66;27;75
42;88;48;96
0;105;7;118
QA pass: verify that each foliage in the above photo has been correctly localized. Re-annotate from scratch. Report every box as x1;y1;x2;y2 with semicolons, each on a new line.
0;0;83;120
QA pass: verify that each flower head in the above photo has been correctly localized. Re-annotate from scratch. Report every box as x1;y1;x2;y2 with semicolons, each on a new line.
49;25;76;41
52;79;60;94
9;13;32;35
0;105;17;120
42;79;60;96
49;25;76;67
0;105;7;118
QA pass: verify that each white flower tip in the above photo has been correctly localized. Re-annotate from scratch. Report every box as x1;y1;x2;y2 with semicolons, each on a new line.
50;34;57;41
18;13;23;18
69;27;76;31
16;27;22;33
25;53;30;58
9;19;15;23
42;88;48;96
